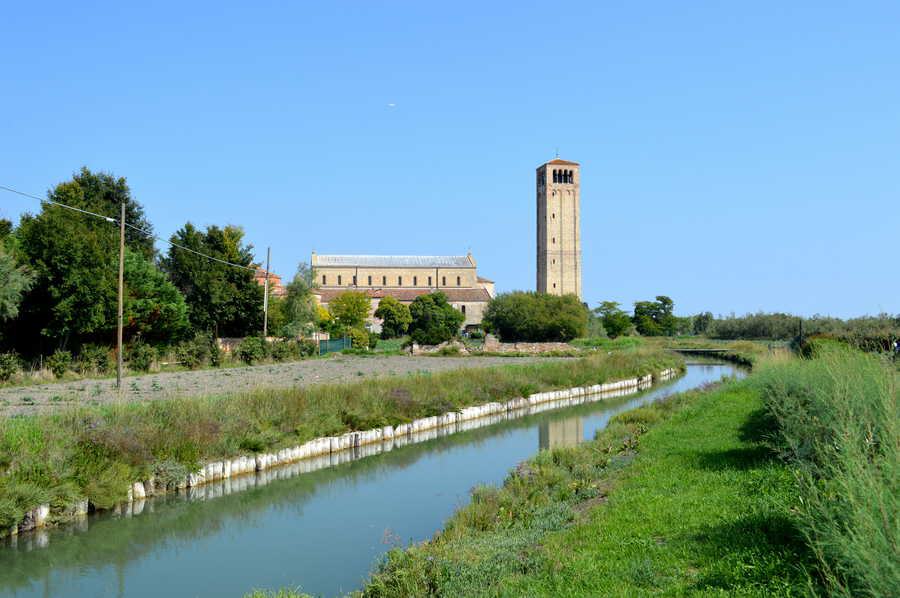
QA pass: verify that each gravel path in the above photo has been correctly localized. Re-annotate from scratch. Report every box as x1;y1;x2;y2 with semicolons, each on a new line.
0;355;564;416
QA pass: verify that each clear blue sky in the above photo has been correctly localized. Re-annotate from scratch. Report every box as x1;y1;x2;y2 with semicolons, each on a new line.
2;1;897;318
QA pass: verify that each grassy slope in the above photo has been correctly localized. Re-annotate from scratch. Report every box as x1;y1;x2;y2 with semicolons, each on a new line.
500;382;808;597
358;377;811;597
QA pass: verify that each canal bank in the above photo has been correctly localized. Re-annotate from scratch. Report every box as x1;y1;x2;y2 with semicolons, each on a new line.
0;363;736;597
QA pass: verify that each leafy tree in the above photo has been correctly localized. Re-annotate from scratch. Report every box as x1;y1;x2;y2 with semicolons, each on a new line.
0;246;33;321
374;296;412;339
162;223;263;337
122;249;189;343
328;291;371;330
408;292;465;345
693;311;714;335
483;292;587;342
14;168;159;353
277;263;319;338
595;301;632;339
633;295;677;336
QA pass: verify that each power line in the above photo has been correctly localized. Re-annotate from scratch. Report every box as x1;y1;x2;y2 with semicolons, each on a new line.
0;184;258;272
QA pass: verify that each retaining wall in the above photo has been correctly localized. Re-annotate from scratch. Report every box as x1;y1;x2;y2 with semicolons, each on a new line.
3;367;680;539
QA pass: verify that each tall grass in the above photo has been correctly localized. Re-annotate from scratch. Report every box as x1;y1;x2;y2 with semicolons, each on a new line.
755;345;898;597
0;349;681;530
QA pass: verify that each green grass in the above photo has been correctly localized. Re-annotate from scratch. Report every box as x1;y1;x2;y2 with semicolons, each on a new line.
356;375;810;597
570;336;644;351
0;348;681;531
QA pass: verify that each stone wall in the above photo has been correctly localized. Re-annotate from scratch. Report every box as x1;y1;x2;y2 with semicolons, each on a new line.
482;334;574;354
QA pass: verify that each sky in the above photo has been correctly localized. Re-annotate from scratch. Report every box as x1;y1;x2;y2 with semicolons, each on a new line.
1;1;898;318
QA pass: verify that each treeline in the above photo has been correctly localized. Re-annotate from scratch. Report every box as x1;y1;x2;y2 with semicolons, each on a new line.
0;168;320;376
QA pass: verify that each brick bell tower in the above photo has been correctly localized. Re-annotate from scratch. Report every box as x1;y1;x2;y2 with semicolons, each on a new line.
536;158;582;299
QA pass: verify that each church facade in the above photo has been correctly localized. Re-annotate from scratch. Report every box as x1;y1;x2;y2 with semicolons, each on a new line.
311;253;495;331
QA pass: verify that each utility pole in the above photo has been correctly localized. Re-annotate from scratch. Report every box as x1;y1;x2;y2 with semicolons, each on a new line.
263;246;271;339
116;202;125;391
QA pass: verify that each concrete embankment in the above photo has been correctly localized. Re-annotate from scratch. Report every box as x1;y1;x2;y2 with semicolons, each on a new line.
3;368;680;540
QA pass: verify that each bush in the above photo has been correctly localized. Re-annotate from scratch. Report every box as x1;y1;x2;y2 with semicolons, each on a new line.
374;296;412;339
127;341;156;372
297;339;318;357
0;352;20;382
348;327;370;350
270;340;299;362
236;336;268;364
408;292;465;345
483;291;587;342
368;331;379;350
175;334;211;369
47;350;72;379
78;344;111;374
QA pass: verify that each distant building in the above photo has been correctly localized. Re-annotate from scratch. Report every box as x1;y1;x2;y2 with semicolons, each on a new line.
536;158;582;299
310;253;494;331
253;268;286;298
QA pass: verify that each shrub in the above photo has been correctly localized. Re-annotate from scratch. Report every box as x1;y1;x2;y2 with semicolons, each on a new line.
127;341;156;372
374;296;412;339
175;334;211;369
270;340;299;362
0;352;20;382
348;327;370;350
408;292;465;345
368;331;379;350
297;339;318;357
236;336;268;364
47;350;72;378
483;291;587;342
78;344;111;374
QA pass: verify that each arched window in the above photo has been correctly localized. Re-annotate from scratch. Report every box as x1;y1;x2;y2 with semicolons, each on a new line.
428;276;432;286
569;170;573;183
413;276;417;286
456;276;461;286
398;276;403;286
352;275;357;286
442;276;446;286
382;275;387;286
337;275;342;285
461;305;466;315
322;275;327;285
552;170;558;183
552;237;556;244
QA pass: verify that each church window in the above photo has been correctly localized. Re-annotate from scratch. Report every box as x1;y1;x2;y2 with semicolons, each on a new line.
352;275;357;286
461;305;466;315
456;276;461;286
428;276;432;286
398;276;403;286
338;275;342;285
382;275;387;285
413;276;417;286
368;275;372;285
442;276;446;286
322;275;327;285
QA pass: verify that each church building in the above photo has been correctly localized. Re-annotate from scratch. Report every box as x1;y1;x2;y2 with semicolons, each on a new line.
311;253;495;332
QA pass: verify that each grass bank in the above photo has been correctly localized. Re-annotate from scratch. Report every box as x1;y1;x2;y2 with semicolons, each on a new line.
335;346;895;597
0;348;681;531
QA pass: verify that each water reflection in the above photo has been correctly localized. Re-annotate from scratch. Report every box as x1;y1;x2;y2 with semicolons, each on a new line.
0;364;740;598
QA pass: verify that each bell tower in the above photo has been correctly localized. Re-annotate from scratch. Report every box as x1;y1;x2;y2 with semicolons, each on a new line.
536;158;581;299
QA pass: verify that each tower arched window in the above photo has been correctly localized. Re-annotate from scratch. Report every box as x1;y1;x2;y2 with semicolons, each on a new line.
552;170;558;183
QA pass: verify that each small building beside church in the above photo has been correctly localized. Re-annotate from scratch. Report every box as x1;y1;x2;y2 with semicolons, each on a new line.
311;253;495;332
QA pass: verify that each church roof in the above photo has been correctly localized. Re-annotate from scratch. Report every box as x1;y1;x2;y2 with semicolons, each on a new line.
547;158;579;165
314;255;473;268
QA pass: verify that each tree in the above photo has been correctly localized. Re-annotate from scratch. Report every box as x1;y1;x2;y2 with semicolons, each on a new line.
327;291;371;330
122;249;189;343
374;296;412;339
633;295;677;336
162;223;263;337
14;168;160;353
483;292;587;342
595;301;632;339
408;292;465;345
277;263;319;338
693;311;713;335
0;246;33;321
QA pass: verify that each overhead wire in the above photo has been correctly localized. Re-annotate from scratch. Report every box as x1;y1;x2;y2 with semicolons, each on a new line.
0;184;259;272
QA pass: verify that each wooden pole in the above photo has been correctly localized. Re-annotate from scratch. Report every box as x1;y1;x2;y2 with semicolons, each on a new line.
116;202;125;390
263;247;271;339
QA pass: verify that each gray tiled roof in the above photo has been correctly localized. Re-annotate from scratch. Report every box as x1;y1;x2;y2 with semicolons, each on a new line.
315;255;472;268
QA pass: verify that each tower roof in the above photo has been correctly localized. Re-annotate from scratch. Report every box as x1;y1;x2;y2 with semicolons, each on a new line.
546;158;579;166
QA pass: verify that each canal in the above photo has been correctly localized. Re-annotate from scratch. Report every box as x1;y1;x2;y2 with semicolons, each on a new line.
0;362;740;597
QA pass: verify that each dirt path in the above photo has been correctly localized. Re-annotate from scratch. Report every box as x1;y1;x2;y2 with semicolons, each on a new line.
0;355;564;415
